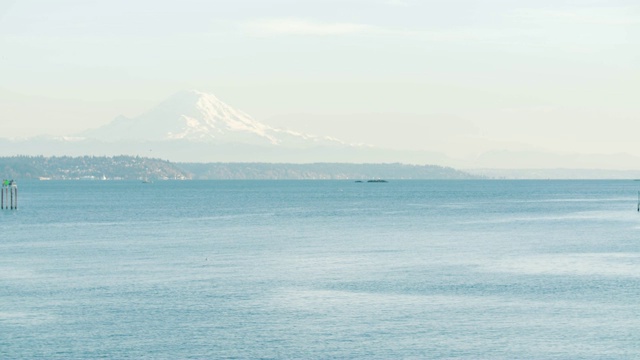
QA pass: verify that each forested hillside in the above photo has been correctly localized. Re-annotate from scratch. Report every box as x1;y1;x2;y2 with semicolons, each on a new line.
0;156;479;180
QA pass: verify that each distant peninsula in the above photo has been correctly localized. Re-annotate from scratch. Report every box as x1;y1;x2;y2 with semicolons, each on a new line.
0;156;479;180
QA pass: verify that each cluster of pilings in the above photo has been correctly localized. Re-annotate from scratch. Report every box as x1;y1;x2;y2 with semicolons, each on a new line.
1;179;17;210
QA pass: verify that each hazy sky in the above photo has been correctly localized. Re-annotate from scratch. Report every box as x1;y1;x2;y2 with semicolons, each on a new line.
1;0;638;158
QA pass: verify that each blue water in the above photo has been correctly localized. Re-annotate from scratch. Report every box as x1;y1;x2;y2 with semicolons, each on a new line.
2;180;640;359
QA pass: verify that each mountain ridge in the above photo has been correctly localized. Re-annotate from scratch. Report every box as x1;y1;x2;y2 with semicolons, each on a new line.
3;90;640;171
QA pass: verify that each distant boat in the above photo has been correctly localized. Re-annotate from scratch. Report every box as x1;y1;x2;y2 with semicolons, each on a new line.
142;178;152;184
367;179;388;183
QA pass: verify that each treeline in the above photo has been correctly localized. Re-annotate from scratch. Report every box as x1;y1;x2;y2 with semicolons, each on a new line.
0;156;479;180
0;155;190;180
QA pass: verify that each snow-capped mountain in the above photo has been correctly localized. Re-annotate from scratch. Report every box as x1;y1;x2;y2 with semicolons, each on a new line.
81;90;347;147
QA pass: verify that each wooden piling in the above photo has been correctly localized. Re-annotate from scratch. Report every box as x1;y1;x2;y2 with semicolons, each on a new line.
2;180;18;210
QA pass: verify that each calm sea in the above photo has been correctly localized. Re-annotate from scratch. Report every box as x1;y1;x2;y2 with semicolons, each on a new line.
1;180;640;359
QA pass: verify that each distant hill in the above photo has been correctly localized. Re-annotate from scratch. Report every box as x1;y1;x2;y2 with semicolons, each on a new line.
0;156;190;180
0;156;479;180
178;162;479;180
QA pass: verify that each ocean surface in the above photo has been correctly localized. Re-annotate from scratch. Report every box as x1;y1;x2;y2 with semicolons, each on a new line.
1;180;640;359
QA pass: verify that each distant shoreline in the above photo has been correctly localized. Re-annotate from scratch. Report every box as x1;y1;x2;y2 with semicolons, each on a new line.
3;155;640;180
0;155;479;181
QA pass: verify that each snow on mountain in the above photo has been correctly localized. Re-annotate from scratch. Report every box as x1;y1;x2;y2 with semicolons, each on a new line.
81;90;349;147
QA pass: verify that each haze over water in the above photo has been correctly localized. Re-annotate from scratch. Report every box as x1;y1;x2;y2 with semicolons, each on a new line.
2;180;640;358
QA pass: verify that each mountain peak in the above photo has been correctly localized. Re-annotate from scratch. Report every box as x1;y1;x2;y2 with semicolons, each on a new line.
81;91;348;147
